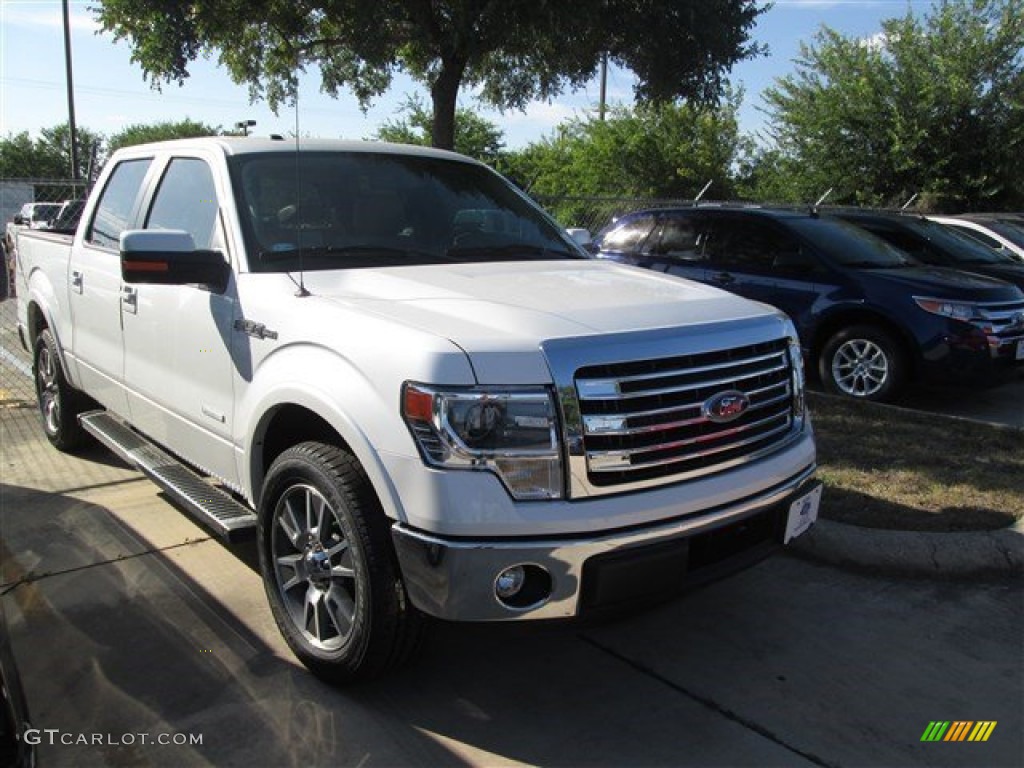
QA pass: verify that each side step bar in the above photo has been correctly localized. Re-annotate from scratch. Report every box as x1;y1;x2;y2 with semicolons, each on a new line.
79;411;257;543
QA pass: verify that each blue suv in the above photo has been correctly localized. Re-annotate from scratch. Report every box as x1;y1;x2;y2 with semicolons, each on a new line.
590;207;1024;401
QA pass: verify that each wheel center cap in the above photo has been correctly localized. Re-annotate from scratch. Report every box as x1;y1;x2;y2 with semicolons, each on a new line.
305;541;332;587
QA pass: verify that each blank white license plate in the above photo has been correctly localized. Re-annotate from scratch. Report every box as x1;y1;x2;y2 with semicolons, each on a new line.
784;484;822;544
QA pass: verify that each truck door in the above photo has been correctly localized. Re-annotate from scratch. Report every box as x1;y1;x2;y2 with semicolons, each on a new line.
70;158;153;417
121;155;240;487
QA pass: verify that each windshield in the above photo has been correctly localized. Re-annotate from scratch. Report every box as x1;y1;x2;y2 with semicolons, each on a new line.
927;220;1018;263
984;220;1024;248
229;151;580;272
789;215;917;268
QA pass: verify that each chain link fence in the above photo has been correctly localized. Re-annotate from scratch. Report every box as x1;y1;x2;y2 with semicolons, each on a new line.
1;178;85;407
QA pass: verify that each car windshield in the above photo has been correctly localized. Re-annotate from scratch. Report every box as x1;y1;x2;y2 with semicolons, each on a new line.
229;151;581;272
908;218;1015;263
31;203;61;222
984;220;1024;248
789;216;917;268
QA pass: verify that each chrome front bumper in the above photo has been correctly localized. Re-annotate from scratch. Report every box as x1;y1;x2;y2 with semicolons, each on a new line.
392;465;818;622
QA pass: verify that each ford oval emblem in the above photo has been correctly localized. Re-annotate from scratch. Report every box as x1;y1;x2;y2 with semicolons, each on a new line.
702;390;750;424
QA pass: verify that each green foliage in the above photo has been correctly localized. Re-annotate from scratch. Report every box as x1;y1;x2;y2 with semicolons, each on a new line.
758;0;1024;211
107;118;221;153
372;97;505;164
504;97;750;224
0;123;102;180
94;0;765;150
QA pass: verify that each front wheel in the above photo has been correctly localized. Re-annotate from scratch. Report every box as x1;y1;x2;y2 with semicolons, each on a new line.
258;442;424;684
819;325;907;402
33;328;91;451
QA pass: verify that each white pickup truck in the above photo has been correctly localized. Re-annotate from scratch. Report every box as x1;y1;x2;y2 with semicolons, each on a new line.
15;138;819;683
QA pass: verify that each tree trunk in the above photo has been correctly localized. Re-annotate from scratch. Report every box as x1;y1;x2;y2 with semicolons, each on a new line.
430;59;465;151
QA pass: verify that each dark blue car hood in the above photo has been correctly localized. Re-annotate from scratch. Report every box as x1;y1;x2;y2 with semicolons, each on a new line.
859;265;1023;301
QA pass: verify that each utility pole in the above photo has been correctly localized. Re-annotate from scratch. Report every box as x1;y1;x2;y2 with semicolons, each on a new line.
598;53;608;121
62;0;80;181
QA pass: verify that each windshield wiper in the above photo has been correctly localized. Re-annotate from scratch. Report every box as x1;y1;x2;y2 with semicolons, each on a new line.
446;243;582;260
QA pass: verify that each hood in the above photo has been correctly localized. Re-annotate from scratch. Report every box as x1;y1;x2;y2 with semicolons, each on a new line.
298;260;782;383
954;263;1024;290
860;265;1024;301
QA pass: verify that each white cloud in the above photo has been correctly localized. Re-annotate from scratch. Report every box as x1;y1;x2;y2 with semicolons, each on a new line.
2;2;99;33
859;31;898;51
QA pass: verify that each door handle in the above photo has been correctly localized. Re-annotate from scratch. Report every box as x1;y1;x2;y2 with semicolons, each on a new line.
121;286;138;314
711;271;735;285
71;270;83;293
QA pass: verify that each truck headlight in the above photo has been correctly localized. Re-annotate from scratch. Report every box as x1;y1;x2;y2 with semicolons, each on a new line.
402;383;564;500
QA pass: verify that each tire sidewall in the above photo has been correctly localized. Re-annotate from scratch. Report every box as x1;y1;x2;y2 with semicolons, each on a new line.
820;325;905;402
257;446;377;675
33;328;84;448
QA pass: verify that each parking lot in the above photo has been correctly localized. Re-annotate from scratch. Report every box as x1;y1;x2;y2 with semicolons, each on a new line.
1;296;1021;767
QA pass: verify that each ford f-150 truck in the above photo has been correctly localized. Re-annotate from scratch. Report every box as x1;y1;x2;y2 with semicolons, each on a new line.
15;138;819;683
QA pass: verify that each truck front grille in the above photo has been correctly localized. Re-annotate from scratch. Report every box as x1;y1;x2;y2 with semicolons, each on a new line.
574;338;796;487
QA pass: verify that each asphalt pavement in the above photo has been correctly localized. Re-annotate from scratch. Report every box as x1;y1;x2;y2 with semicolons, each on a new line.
1;296;1022;766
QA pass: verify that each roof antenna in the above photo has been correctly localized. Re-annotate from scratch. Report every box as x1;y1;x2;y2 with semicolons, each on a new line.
811;187;833;217
693;179;713;207
292;70;309;298
900;193;919;212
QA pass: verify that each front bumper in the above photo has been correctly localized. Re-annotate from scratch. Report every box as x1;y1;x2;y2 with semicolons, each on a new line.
392;465;818;622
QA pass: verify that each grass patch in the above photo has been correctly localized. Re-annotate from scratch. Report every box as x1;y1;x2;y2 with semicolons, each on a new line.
808;391;1024;532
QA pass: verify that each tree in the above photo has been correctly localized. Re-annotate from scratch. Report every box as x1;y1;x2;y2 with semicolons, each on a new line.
95;0;765;151
503;96;750;225
759;0;1024;211
372;97;505;163
0;123;102;180
107;118;221;153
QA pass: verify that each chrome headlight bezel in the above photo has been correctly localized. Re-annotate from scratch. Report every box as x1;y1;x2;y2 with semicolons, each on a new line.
402;383;564;501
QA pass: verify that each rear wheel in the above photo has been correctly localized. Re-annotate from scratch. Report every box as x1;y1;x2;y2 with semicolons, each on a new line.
33;328;91;451
819;325;907;402
258;441;424;684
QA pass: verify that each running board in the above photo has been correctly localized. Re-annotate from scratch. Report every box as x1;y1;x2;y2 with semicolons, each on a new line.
79;411;257;543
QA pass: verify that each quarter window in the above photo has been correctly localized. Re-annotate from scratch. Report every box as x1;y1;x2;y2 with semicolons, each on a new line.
87;159;152;249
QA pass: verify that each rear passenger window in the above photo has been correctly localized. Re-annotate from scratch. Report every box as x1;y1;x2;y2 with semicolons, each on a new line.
146;158;219;250
706;218;798;270
87;159;152;249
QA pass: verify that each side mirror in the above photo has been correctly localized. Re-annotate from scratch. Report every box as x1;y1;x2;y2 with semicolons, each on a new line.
120;229;229;292
566;228;592;247
12;215;25;225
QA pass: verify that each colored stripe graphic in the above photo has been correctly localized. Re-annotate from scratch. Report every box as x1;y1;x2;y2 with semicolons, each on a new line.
968;722;997;742
921;721;997;743
921;722;950;742
945;722;972;741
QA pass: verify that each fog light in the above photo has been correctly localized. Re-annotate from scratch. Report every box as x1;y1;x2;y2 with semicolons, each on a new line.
495;566;526;599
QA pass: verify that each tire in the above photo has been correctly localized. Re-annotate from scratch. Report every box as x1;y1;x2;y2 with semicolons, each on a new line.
258;441;424;684
819;324;907;402
33;328;91;451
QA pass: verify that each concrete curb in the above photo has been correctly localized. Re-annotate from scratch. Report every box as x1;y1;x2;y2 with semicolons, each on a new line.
789;517;1024;580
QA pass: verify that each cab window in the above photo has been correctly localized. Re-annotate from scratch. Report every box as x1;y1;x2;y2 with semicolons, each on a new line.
87;159;152;249
145;158;220;250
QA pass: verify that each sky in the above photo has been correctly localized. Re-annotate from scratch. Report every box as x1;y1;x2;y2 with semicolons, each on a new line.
0;0;936;151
